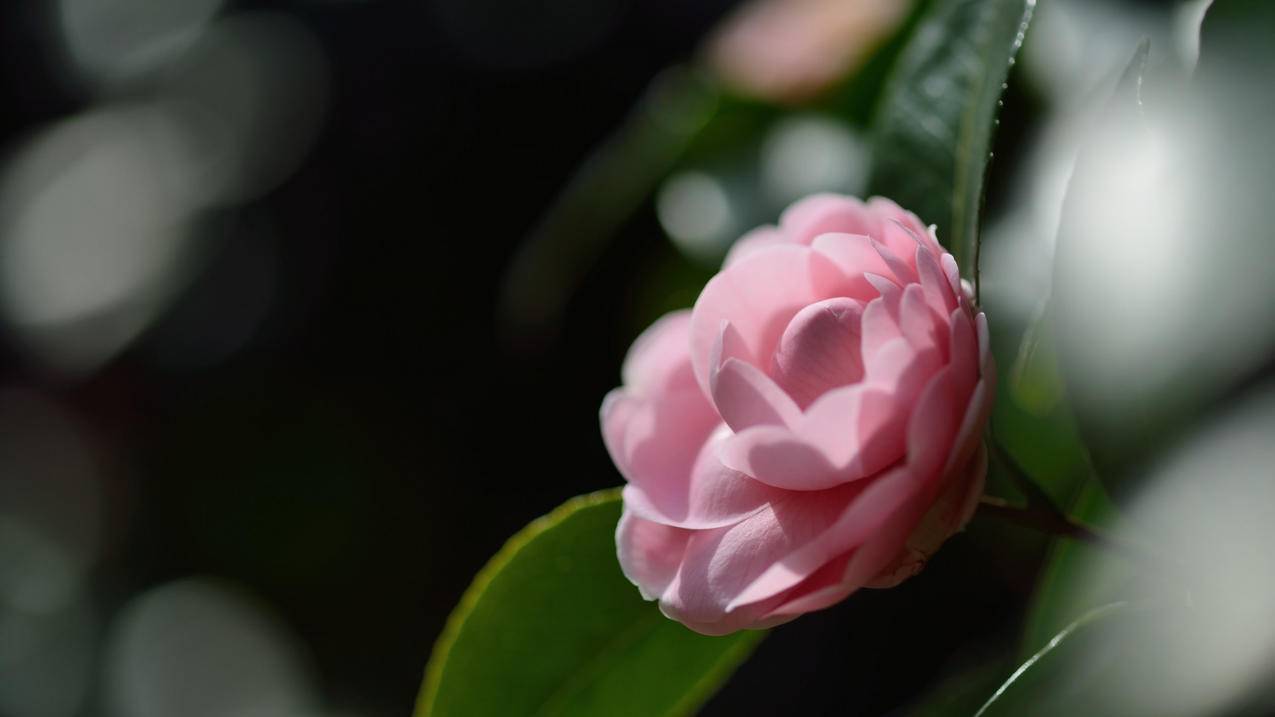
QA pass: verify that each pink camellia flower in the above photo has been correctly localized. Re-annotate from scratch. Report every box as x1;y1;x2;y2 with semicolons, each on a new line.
601;194;993;635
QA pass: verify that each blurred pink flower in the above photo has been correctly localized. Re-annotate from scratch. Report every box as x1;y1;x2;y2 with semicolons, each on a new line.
602;195;993;635
706;0;911;104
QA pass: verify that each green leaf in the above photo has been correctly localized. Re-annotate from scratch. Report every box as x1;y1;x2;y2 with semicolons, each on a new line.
866;0;1036;291
1199;0;1275;74
1016;478;1123;658
415;489;763;717
976;602;1129;717
985;596;1275;715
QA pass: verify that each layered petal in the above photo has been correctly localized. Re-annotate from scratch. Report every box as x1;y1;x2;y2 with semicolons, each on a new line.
620;310;701;395
723;464;922;610
723;225;787;266
617;510;692;601
719;384;903;490
867;196;937;255
711;356;803;432
770;297;865;408
691;243;844;395
659;481;868;630
870;441;989;588
603;309;777;530
778;193;881;245
604;193;995;635
621;425;781;530
809;233;892;302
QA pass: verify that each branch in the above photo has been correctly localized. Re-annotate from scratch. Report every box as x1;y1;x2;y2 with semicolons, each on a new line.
976;495;1108;545
978;435;1162;567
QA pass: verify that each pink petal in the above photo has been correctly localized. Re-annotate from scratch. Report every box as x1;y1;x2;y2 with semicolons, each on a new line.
802;383;904;475
898;283;940;352
665;601;796;637
718;425;844;491
916;244;958;316
918;442;989;552
845;491;933;590
860;292;903;361
605;315;777;530
711;357;803;431
878;219;926;272
720;374;992;614
759;551;854;617
778;193;877;244
864;338;941;403
600;389;641;477
809;233;892;300
942;376;993;478
618;391;719;484
690;244;842;395
872;239;917;286
773;489;929;613
720;383;904;490
976;311;991;370
726;465;921;609
857;373;994;597
616;510;692;601
676;483;865;615
864;441;989;592
770;297;864;408
724;225;786;266
623;425;781;529
708;320;756;370
940;253;962;296
864;272;900;298
620;310;700;396
906;366;963;479
868;196;936;253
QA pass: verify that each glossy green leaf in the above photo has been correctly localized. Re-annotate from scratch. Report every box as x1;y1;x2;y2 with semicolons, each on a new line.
415;489;763;717
1017;478;1123;658
976;602;1129;717
984;596;1275;715
1199;0;1275;74
867;0;1035;290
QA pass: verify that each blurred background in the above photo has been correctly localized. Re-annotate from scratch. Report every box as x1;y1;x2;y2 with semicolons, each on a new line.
0;0;1262;715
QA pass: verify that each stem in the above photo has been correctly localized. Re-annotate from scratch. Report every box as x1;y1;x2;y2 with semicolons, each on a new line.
976;495;1109;545
988;436;1065;517
977;495;1169;571
977;438;1172;571
979;436;1140;560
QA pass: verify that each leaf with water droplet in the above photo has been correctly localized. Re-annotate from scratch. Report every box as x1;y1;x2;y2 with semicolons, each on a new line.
867;0;1037;296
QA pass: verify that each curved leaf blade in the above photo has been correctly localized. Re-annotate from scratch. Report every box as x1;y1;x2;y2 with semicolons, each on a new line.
976;602;1129;717
416;489;763;717
867;0;1035;291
